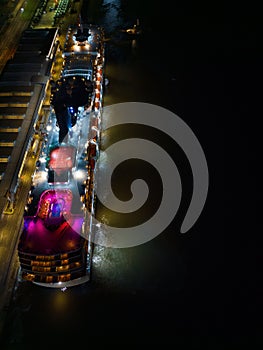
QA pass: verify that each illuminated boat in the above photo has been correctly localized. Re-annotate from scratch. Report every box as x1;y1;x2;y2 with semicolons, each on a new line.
122;19;142;36
18;188;87;284
17;23;105;288
50;23;105;143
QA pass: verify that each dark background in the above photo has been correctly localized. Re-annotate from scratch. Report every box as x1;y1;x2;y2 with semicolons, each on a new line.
82;0;261;347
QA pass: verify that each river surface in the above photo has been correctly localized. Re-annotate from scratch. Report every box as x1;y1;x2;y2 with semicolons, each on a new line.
1;0;228;347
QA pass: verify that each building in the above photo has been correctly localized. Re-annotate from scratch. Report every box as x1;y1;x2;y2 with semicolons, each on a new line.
0;27;58;215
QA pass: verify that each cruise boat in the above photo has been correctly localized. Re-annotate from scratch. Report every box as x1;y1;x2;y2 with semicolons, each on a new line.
17;23;105;288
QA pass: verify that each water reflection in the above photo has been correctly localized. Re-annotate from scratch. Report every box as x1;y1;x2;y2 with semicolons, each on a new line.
102;0;121;33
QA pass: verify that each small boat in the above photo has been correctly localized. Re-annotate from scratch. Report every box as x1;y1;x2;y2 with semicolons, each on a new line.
125;19;142;36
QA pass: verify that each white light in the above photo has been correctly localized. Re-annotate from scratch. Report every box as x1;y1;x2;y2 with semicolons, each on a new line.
73;169;86;180
74;45;81;52
39;157;46;163
33;171;47;184
92;255;102;265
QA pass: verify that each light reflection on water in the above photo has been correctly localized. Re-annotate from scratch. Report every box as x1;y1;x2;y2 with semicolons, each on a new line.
102;0;121;33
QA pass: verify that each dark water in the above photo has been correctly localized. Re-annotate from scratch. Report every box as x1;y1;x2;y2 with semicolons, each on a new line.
2;0;259;348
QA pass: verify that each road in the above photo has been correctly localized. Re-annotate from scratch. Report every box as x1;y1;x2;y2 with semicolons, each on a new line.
0;0;42;332
0;0;40;74
0;154;37;334
0;1;39;318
